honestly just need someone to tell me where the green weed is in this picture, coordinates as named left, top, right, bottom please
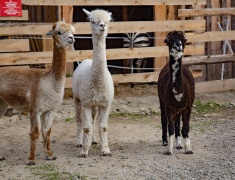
left=28, top=163, right=90, bottom=180
left=193, top=99, right=225, bottom=115
left=65, top=117, right=74, bottom=123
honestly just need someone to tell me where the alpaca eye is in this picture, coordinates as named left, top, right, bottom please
left=57, top=31, right=62, bottom=35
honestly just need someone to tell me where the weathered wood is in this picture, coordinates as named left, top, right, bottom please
left=195, top=78, right=235, bottom=93
left=209, top=0, right=221, bottom=80
left=183, top=54, right=235, bottom=65
left=187, top=31, right=235, bottom=42
left=0, top=45, right=204, bottom=66
left=61, top=6, right=75, bottom=75
left=0, top=20, right=206, bottom=36
left=22, top=0, right=206, bottom=6
left=0, top=39, right=30, bottom=52
left=154, top=5, right=167, bottom=69
left=179, top=8, right=235, bottom=17
left=0, top=10, right=28, bottom=21
left=65, top=70, right=202, bottom=88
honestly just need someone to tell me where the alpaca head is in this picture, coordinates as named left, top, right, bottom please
left=46, top=21, right=75, bottom=48
left=83, top=9, right=112, bottom=37
left=164, top=31, right=187, bottom=59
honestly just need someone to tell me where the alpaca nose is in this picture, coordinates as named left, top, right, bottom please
left=100, top=23, right=105, bottom=28
left=68, top=36, right=75, bottom=43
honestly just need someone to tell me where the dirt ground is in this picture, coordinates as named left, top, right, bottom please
left=0, top=84, right=235, bottom=180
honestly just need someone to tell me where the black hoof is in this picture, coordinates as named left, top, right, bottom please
left=164, top=151, right=172, bottom=155
left=176, top=146, right=183, bottom=150
left=92, top=141, right=98, bottom=145
left=46, top=156, right=57, bottom=161
left=77, top=144, right=83, bottom=148
left=102, top=152, right=112, bottom=157
left=185, top=150, right=193, bottom=154
left=81, top=154, right=88, bottom=158
left=0, top=157, right=6, bottom=161
left=27, top=161, right=36, bottom=166
left=162, top=142, right=168, bottom=146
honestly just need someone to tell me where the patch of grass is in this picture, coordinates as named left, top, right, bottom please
left=192, top=120, right=227, bottom=133
left=66, top=73, right=72, bottom=77
left=109, top=112, right=158, bottom=118
left=28, top=163, right=91, bottom=180
left=193, top=99, right=225, bottom=115
left=191, top=121, right=213, bottom=133
left=65, top=117, right=74, bottom=123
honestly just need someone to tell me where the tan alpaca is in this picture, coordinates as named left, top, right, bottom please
left=0, top=21, right=75, bottom=165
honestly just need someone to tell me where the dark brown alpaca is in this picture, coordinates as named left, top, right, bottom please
left=158, top=31, right=195, bottom=155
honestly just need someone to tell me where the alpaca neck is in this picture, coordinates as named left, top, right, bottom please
left=49, top=41, right=66, bottom=80
left=169, top=54, right=183, bottom=94
left=91, top=35, right=107, bottom=76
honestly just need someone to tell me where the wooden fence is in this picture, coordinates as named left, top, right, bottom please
left=0, top=0, right=235, bottom=93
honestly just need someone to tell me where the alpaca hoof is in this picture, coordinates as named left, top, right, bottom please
left=27, top=161, right=36, bottom=166
left=0, top=156, right=6, bottom=161
left=185, top=150, right=193, bottom=154
left=92, top=141, right=98, bottom=145
left=102, top=151, right=112, bottom=157
left=80, top=153, right=88, bottom=158
left=164, top=151, right=172, bottom=155
left=162, top=142, right=168, bottom=146
left=46, top=156, right=57, bottom=160
left=77, top=144, right=83, bottom=148
left=176, top=146, right=183, bottom=150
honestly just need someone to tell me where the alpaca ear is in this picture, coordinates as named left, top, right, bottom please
left=83, top=8, right=91, bottom=17
left=164, top=37, right=169, bottom=45
left=46, top=29, right=54, bottom=36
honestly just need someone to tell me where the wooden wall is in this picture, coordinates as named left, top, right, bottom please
left=0, top=0, right=235, bottom=93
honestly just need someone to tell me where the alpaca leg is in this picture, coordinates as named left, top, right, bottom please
left=41, top=111, right=56, bottom=160
left=81, top=107, right=93, bottom=157
left=159, top=99, right=168, bottom=146
left=0, top=98, right=8, bottom=118
left=175, top=113, right=182, bottom=149
left=28, top=112, right=41, bottom=165
left=91, top=106, right=98, bottom=144
left=182, top=109, right=193, bottom=154
left=99, top=106, right=111, bottom=156
left=165, top=109, right=175, bottom=155
left=74, top=98, right=83, bottom=147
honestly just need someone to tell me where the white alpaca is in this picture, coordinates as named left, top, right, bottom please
left=0, top=21, right=75, bottom=165
left=72, top=9, right=114, bottom=157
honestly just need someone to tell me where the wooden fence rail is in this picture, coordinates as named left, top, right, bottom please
left=0, top=45, right=204, bottom=66
left=0, top=20, right=206, bottom=36
left=22, top=0, right=207, bottom=6
left=178, top=8, right=235, bottom=17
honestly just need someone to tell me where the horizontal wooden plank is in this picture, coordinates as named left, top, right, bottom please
left=0, top=20, right=206, bottom=36
left=0, top=10, right=28, bottom=21
left=65, top=70, right=202, bottom=88
left=187, top=31, right=235, bottom=42
left=183, top=54, right=235, bottom=66
left=179, top=8, right=235, bottom=17
left=195, top=79, right=235, bottom=93
left=0, top=45, right=204, bottom=66
left=0, top=39, right=30, bottom=52
left=66, top=77, right=235, bottom=92
left=189, top=31, right=233, bottom=42
left=22, top=0, right=206, bottom=6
